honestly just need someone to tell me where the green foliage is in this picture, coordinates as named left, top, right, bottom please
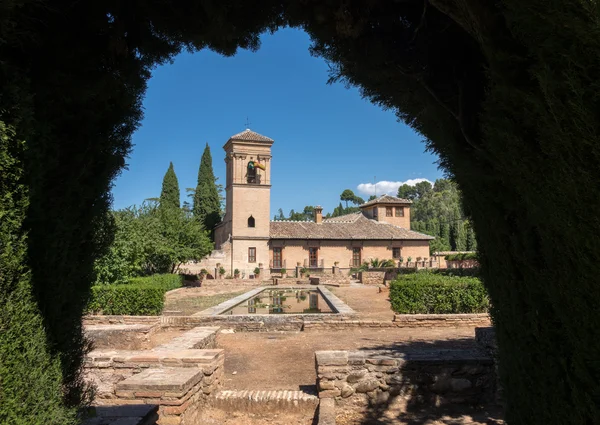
left=0, top=122, right=77, bottom=424
left=219, top=267, right=226, bottom=276
left=280, top=268, right=287, bottom=274
left=94, top=202, right=213, bottom=282
left=160, top=162, right=180, bottom=210
left=390, top=273, right=489, bottom=314
left=233, top=269, right=240, bottom=277
left=88, top=274, right=182, bottom=315
left=369, top=258, right=395, bottom=268
left=253, top=267, right=261, bottom=275
left=340, top=189, right=355, bottom=208
left=445, top=253, right=477, bottom=261
left=193, top=144, right=221, bottom=236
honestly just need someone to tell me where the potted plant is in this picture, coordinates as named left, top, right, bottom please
left=280, top=268, right=287, bottom=277
left=407, top=257, right=412, bottom=266
left=254, top=267, right=261, bottom=276
left=398, top=256, right=404, bottom=265
left=234, top=268, right=240, bottom=278
left=300, top=267, right=308, bottom=277
left=218, top=266, right=226, bottom=278
left=200, top=268, right=208, bottom=279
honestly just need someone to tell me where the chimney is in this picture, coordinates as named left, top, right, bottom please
left=314, top=205, right=323, bottom=224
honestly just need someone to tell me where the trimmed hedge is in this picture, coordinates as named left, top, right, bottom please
left=390, top=273, right=489, bottom=314
left=445, top=252, right=478, bottom=261
left=87, top=274, right=182, bottom=315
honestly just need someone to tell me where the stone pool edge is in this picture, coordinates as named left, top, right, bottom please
left=193, top=286, right=355, bottom=317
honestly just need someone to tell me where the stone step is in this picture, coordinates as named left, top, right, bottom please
left=211, top=390, right=319, bottom=414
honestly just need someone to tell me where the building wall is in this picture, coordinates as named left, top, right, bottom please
left=268, top=239, right=430, bottom=269
left=374, top=204, right=411, bottom=228
left=230, top=185, right=270, bottom=238
left=230, top=238, right=269, bottom=278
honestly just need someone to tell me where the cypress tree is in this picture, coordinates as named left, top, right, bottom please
left=193, top=144, right=221, bottom=236
left=160, top=162, right=180, bottom=210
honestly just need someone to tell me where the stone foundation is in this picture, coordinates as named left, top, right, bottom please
left=358, top=271, right=386, bottom=285
left=393, top=313, right=491, bottom=327
left=84, top=327, right=221, bottom=400
left=315, top=349, right=496, bottom=412
left=85, top=323, right=159, bottom=350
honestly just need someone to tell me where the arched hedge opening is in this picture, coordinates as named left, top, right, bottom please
left=1, top=1, right=599, bottom=424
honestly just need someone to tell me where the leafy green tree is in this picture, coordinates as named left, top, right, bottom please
left=414, top=181, right=433, bottom=199
left=193, top=144, right=221, bottom=236
left=368, top=195, right=377, bottom=201
left=160, top=162, right=180, bottom=210
left=397, top=184, right=418, bottom=200
left=340, top=189, right=355, bottom=208
left=353, top=196, right=365, bottom=205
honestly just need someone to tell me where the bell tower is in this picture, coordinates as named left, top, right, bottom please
left=215, top=129, right=273, bottom=275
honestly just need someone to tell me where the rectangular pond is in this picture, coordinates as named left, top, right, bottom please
left=222, top=288, right=334, bottom=315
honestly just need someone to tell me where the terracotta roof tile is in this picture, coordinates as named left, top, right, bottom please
left=228, top=129, right=274, bottom=143
left=360, top=194, right=412, bottom=208
left=270, top=213, right=434, bottom=240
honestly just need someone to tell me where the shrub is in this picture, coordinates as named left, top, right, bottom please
left=87, top=274, right=182, bottom=315
left=280, top=268, right=287, bottom=274
left=390, top=273, right=489, bottom=314
left=219, top=267, right=225, bottom=276
left=253, top=267, right=260, bottom=275
left=234, top=268, right=240, bottom=277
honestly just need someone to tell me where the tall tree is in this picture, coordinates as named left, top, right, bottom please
left=160, top=162, right=180, bottom=210
left=414, top=181, right=433, bottom=199
left=397, top=184, right=418, bottom=200
left=340, top=189, right=355, bottom=208
left=193, top=144, right=221, bottom=236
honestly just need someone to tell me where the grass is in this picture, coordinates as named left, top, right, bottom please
left=163, top=291, right=246, bottom=315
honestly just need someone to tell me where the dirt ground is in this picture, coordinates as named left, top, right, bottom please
left=163, top=286, right=251, bottom=315
left=329, top=286, right=396, bottom=321
left=217, top=328, right=477, bottom=391
left=197, top=408, right=317, bottom=425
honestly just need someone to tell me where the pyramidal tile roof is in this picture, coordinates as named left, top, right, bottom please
left=228, top=129, right=274, bottom=143
left=360, top=194, right=413, bottom=208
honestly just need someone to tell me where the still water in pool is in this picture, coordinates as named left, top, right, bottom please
left=222, top=288, right=334, bottom=315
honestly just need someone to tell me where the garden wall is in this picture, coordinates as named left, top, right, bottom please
left=315, top=349, right=496, bottom=411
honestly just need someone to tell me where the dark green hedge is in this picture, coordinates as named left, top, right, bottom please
left=445, top=252, right=478, bottom=261
left=0, top=122, right=76, bottom=423
left=390, top=273, right=489, bottom=314
left=87, top=274, right=182, bottom=315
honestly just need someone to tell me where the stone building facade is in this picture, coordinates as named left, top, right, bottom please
left=208, top=129, right=433, bottom=277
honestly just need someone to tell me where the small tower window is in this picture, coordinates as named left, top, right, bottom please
left=248, top=215, right=255, bottom=228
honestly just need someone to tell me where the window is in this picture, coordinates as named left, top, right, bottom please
left=247, top=163, right=257, bottom=183
left=395, top=207, right=404, bottom=217
left=386, top=207, right=393, bottom=217
left=373, top=208, right=378, bottom=218
left=248, top=247, right=256, bottom=263
left=248, top=215, right=255, bottom=228
left=273, top=247, right=282, bottom=268
left=392, top=248, right=401, bottom=259
left=309, top=247, right=319, bottom=268
left=352, top=248, right=362, bottom=267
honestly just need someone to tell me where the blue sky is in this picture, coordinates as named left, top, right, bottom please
left=111, top=27, right=444, bottom=217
